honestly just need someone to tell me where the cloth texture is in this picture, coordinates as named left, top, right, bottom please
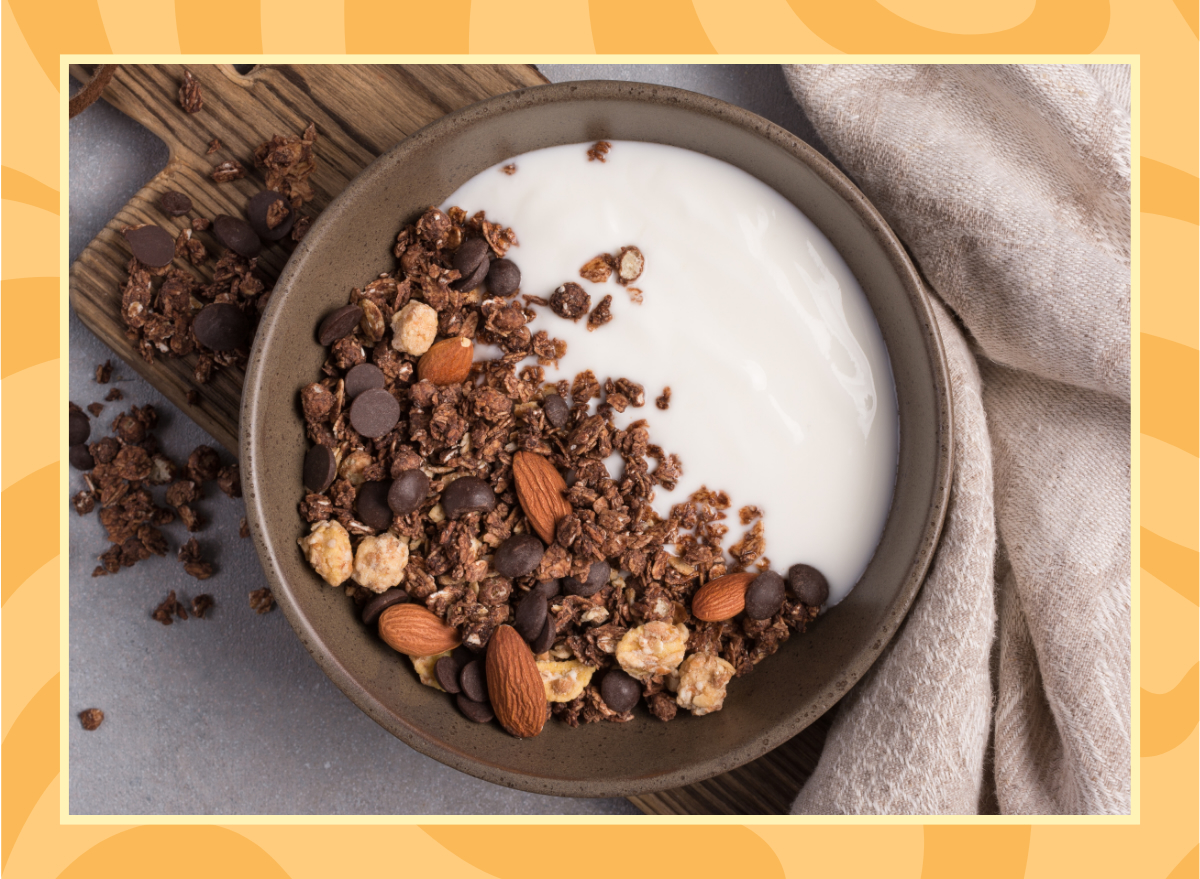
left=783, top=64, right=1131, bottom=815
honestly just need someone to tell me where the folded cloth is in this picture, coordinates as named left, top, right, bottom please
left=783, top=64, right=1131, bottom=815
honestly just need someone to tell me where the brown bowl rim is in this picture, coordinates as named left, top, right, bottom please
left=241, top=79, right=953, bottom=800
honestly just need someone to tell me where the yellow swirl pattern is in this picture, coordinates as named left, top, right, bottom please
left=1, top=0, right=1195, bottom=874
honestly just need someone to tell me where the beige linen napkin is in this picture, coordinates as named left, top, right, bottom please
left=783, top=64, right=1131, bottom=815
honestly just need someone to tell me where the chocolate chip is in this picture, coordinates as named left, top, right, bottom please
left=159, top=190, right=192, bottom=216
left=344, top=363, right=385, bottom=399
left=542, top=394, right=569, bottom=428
left=534, top=579, right=561, bottom=599
left=192, top=302, right=251, bottom=351
left=69, top=409, right=91, bottom=446
left=318, top=304, right=363, bottom=346
left=69, top=444, right=95, bottom=471
left=451, top=255, right=490, bottom=292
left=550, top=282, right=590, bottom=321
left=788, top=563, right=829, bottom=607
left=388, top=468, right=431, bottom=515
left=245, top=190, right=295, bottom=241
left=360, top=588, right=408, bottom=626
left=349, top=387, right=400, bottom=438
left=563, top=560, right=610, bottom=597
left=212, top=214, right=262, bottom=259
left=513, top=590, right=548, bottom=641
left=460, top=659, right=488, bottom=703
left=530, top=615, right=556, bottom=655
left=600, top=669, right=640, bottom=714
left=440, top=475, right=496, bottom=518
left=494, top=534, right=545, bottom=578
left=303, top=444, right=338, bottom=492
left=457, top=693, right=494, bottom=723
left=486, top=258, right=521, bottom=297
left=453, top=237, right=489, bottom=276
left=356, top=481, right=393, bottom=531
left=123, top=224, right=175, bottom=267
left=745, top=570, right=786, bottom=619
left=435, top=656, right=462, bottom=693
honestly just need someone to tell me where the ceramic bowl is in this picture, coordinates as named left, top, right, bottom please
left=242, top=80, right=952, bottom=799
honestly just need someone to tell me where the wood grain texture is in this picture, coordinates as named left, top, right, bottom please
left=69, top=63, right=548, bottom=452
left=68, top=62, right=834, bottom=814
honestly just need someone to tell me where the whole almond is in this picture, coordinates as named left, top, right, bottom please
left=417, top=336, right=473, bottom=385
left=691, top=572, right=756, bottom=622
left=512, top=451, right=572, bottom=545
left=486, top=624, right=547, bottom=738
left=378, top=603, right=461, bottom=656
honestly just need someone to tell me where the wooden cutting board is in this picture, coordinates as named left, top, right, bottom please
left=68, top=62, right=832, bottom=814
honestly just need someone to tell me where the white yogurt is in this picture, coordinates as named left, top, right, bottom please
left=441, top=142, right=897, bottom=606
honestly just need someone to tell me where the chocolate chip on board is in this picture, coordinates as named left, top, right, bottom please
left=360, top=587, right=409, bottom=626
left=457, top=693, right=494, bottom=723
left=493, top=534, right=545, bottom=578
left=485, top=258, right=521, bottom=297
left=344, top=362, right=385, bottom=399
left=355, top=480, right=393, bottom=531
left=212, top=214, right=263, bottom=259
left=317, top=304, right=363, bottom=346
left=69, top=408, right=91, bottom=446
left=563, top=560, right=610, bottom=597
left=440, top=475, right=496, bottom=518
left=123, top=224, right=175, bottom=267
left=542, top=393, right=569, bottom=428
left=303, top=444, right=338, bottom=492
left=459, top=659, right=488, bottom=703
left=512, top=589, right=548, bottom=641
left=159, top=190, right=193, bottom=216
left=600, top=669, right=640, bottom=714
left=388, top=468, right=431, bottom=515
left=435, top=656, right=462, bottom=693
left=529, top=614, right=556, bottom=655
left=787, top=563, right=830, bottom=607
left=550, top=282, right=590, bottom=321
left=744, top=570, right=786, bottom=620
left=193, top=302, right=252, bottom=351
left=348, top=387, right=400, bottom=438
left=245, top=190, right=295, bottom=241
left=452, top=237, right=489, bottom=277
left=69, top=444, right=95, bottom=471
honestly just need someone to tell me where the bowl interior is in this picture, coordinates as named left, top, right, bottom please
left=242, top=81, right=952, bottom=799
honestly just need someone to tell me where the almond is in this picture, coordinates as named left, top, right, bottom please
left=691, top=572, right=756, bottom=622
left=486, top=624, right=547, bottom=738
left=512, top=451, right=572, bottom=545
left=417, top=336, right=473, bottom=385
left=378, top=603, right=461, bottom=656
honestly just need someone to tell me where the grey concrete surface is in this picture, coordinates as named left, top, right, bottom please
left=67, top=64, right=823, bottom=816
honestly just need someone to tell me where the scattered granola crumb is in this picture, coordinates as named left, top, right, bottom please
left=191, top=593, right=215, bottom=619
left=249, top=587, right=275, bottom=614
left=254, top=122, right=318, bottom=208
left=239, top=517, right=250, bottom=539
left=587, top=140, right=612, bottom=162
left=87, top=402, right=105, bottom=417
left=79, top=708, right=105, bottom=731
left=178, top=70, right=203, bottom=114
left=216, top=464, right=242, bottom=499
left=191, top=217, right=212, bottom=232
left=210, top=159, right=247, bottom=183
left=152, top=590, right=188, bottom=625
left=579, top=254, right=614, bottom=283
left=178, top=538, right=214, bottom=580
left=291, top=215, right=311, bottom=241
left=586, top=294, right=613, bottom=332
left=502, top=164, right=517, bottom=175
left=95, top=360, right=113, bottom=383
left=739, top=505, right=763, bottom=525
left=656, top=387, right=672, bottom=410
left=626, top=286, right=644, bottom=304
left=105, top=387, right=124, bottom=402
left=206, top=137, right=221, bottom=155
